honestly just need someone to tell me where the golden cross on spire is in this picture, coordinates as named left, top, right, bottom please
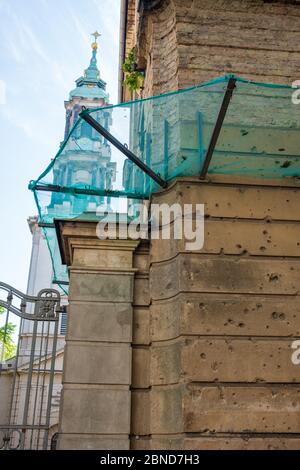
left=91, top=31, right=101, bottom=50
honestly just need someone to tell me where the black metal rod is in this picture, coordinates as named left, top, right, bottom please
left=80, top=109, right=168, bottom=189
left=52, top=280, right=69, bottom=286
left=200, top=77, right=236, bottom=179
left=33, top=183, right=148, bottom=201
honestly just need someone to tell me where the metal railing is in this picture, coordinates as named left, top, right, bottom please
left=0, top=282, right=64, bottom=450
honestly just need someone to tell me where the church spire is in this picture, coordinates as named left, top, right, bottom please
left=69, top=31, right=108, bottom=100
left=85, top=32, right=101, bottom=81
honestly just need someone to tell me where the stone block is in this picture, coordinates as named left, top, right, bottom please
left=133, top=275, right=150, bottom=306
left=69, top=272, right=134, bottom=302
left=133, top=308, right=150, bottom=345
left=132, top=347, right=150, bottom=388
left=67, top=302, right=132, bottom=343
left=183, top=338, right=300, bottom=383
left=183, top=436, right=300, bottom=450
left=151, top=182, right=300, bottom=221
left=150, top=255, right=300, bottom=300
left=131, top=390, right=150, bottom=436
left=151, top=294, right=300, bottom=341
left=151, top=386, right=183, bottom=434
left=64, top=342, right=132, bottom=385
left=58, top=434, right=130, bottom=450
left=60, top=387, right=131, bottom=434
left=184, top=385, right=300, bottom=433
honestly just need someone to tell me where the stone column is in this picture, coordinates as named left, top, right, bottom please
left=56, top=221, right=139, bottom=450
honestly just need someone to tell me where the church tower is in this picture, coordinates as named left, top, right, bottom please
left=7, top=34, right=117, bottom=449
left=49, top=32, right=116, bottom=216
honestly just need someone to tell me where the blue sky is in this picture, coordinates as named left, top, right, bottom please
left=0, top=0, right=120, bottom=292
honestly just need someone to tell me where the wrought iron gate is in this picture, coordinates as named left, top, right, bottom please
left=0, top=282, right=64, bottom=450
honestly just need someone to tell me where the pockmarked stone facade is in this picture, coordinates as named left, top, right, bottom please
left=56, top=176, right=300, bottom=450
left=55, top=0, right=300, bottom=450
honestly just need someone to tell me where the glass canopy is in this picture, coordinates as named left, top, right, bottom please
left=29, top=75, right=300, bottom=292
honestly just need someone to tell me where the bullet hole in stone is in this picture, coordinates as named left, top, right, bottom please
left=238, top=323, right=245, bottom=328
left=269, top=273, right=279, bottom=282
left=272, top=312, right=278, bottom=319
left=200, top=353, right=206, bottom=360
left=260, top=246, right=266, bottom=251
left=215, top=203, right=219, bottom=207
left=256, top=303, right=262, bottom=309
left=263, top=230, right=268, bottom=235
left=280, top=160, right=291, bottom=168
left=236, top=244, right=242, bottom=249
left=279, top=313, right=286, bottom=320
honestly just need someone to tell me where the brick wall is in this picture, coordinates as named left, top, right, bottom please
left=126, top=0, right=300, bottom=96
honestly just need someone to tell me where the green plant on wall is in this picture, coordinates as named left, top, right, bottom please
left=0, top=306, right=17, bottom=361
left=122, top=48, right=144, bottom=95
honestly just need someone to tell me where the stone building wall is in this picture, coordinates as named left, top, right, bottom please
left=124, top=0, right=300, bottom=97
left=56, top=175, right=300, bottom=449
left=131, top=176, right=300, bottom=449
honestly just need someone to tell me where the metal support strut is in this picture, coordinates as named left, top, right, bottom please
left=200, top=77, right=236, bottom=179
left=79, top=108, right=168, bottom=189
